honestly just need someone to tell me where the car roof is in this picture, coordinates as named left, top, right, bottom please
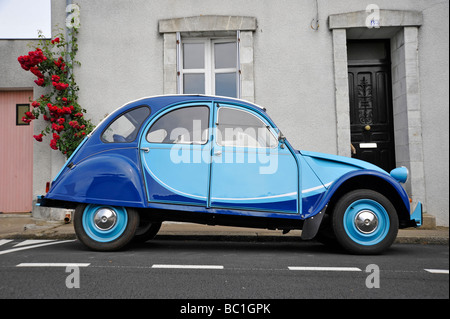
left=122, top=94, right=266, bottom=114
left=90, top=95, right=270, bottom=139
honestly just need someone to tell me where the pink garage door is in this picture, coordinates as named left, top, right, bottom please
left=0, top=90, right=34, bottom=213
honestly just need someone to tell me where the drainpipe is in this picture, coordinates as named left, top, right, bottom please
left=65, top=0, right=73, bottom=79
left=311, top=0, right=319, bottom=30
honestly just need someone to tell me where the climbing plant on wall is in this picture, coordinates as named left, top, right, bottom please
left=18, top=24, right=93, bottom=158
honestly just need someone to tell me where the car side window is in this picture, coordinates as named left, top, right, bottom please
left=146, top=105, right=209, bottom=144
left=101, top=106, right=151, bottom=143
left=216, top=106, right=277, bottom=148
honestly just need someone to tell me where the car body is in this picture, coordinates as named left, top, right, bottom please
left=38, top=95, right=422, bottom=254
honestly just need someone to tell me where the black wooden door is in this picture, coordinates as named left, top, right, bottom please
left=348, top=66, right=395, bottom=171
left=348, top=41, right=395, bottom=172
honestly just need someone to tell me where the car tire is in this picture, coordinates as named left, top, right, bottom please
left=332, top=189, right=398, bottom=255
left=74, top=204, right=139, bottom=251
left=133, top=221, right=162, bottom=243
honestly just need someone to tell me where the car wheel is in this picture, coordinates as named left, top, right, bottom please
left=332, top=189, right=398, bottom=255
left=74, top=204, right=139, bottom=251
left=133, top=221, right=162, bottom=243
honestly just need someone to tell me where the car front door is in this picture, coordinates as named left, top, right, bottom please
left=140, top=103, right=211, bottom=206
left=210, top=104, right=299, bottom=214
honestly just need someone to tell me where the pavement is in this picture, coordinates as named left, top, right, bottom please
left=0, top=212, right=448, bottom=245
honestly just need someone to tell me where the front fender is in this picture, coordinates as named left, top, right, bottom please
left=46, top=149, right=146, bottom=208
left=308, top=169, right=411, bottom=218
left=301, top=169, right=411, bottom=240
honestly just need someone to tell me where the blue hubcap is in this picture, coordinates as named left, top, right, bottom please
left=82, top=205, right=128, bottom=242
left=343, top=199, right=390, bottom=246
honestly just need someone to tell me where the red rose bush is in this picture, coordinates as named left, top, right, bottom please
left=18, top=28, right=93, bottom=158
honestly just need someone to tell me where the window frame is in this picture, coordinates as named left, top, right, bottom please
left=215, top=106, right=278, bottom=149
left=100, top=106, right=151, bottom=143
left=16, top=104, right=30, bottom=126
left=180, top=37, right=239, bottom=98
left=146, top=105, right=210, bottom=145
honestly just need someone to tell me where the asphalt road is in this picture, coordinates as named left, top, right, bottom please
left=0, top=239, right=448, bottom=304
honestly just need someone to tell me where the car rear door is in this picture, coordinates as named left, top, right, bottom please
left=140, top=103, right=212, bottom=206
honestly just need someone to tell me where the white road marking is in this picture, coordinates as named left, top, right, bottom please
left=425, top=269, right=449, bottom=274
left=17, top=263, right=90, bottom=267
left=0, top=239, right=13, bottom=247
left=13, top=239, right=55, bottom=247
left=152, top=264, right=224, bottom=270
left=1, top=241, right=446, bottom=275
left=0, top=240, right=75, bottom=256
left=288, top=266, right=362, bottom=272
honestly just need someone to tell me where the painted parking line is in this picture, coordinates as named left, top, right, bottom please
left=0, top=239, right=13, bottom=247
left=152, top=264, right=224, bottom=270
left=17, top=263, right=90, bottom=267
left=288, top=266, right=362, bottom=272
left=8, top=259, right=448, bottom=275
left=0, top=240, right=75, bottom=256
left=425, top=269, right=449, bottom=274
left=13, top=239, right=56, bottom=247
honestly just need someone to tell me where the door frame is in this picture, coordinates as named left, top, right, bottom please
left=329, top=10, right=425, bottom=207
left=140, top=102, right=213, bottom=207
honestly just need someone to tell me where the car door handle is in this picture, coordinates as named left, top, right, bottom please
left=140, top=147, right=150, bottom=153
left=214, top=151, right=222, bottom=156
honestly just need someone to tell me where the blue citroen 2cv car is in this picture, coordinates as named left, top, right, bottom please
left=38, top=95, right=422, bottom=254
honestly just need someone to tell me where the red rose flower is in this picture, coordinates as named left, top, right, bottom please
left=50, top=139, right=58, bottom=150
left=18, top=55, right=31, bottom=70
left=54, top=57, right=64, bottom=68
left=33, top=134, right=43, bottom=142
left=52, top=82, right=69, bottom=90
left=18, top=49, right=46, bottom=71
left=51, top=123, right=64, bottom=132
left=25, top=111, right=36, bottom=119
left=22, top=116, right=32, bottom=124
left=34, top=78, right=45, bottom=86
left=28, top=48, right=46, bottom=65
left=30, top=67, right=44, bottom=78
left=69, top=120, right=80, bottom=129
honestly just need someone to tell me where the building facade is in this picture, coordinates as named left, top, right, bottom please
left=0, top=0, right=448, bottom=226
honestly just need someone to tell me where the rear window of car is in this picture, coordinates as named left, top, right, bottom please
left=101, top=106, right=151, bottom=143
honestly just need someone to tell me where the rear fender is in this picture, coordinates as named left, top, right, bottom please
left=46, top=150, right=146, bottom=208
